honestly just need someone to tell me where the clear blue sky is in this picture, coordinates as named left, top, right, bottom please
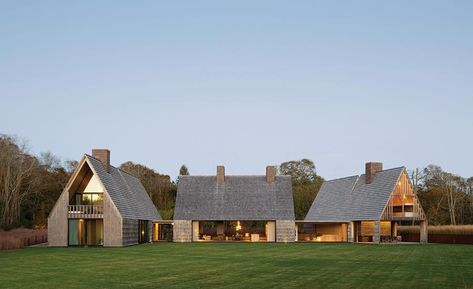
left=1, top=1, right=472, bottom=180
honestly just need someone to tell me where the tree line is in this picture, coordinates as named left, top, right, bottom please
left=0, top=134, right=472, bottom=229
left=417, top=165, right=473, bottom=225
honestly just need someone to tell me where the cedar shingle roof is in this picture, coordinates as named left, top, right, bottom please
left=174, top=175, right=295, bottom=220
left=86, top=155, right=161, bottom=220
left=305, top=167, right=404, bottom=222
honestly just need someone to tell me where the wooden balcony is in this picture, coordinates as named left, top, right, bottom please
left=392, top=212, right=415, bottom=219
left=68, top=205, right=103, bottom=219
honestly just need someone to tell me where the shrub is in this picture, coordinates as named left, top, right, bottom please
left=398, top=225, right=473, bottom=235
left=0, top=228, right=47, bottom=250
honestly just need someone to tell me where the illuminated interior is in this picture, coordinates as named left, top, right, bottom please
left=69, top=169, right=104, bottom=207
left=68, top=219, right=103, bottom=246
left=381, top=171, right=425, bottom=221
left=356, top=221, right=392, bottom=242
left=152, top=223, right=174, bottom=241
left=192, top=221, right=275, bottom=242
left=298, top=223, right=347, bottom=242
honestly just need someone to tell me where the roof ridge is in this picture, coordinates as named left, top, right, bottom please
left=358, top=166, right=405, bottom=176
left=325, top=175, right=359, bottom=182
left=85, top=154, right=141, bottom=180
left=180, top=175, right=291, bottom=177
left=380, top=166, right=405, bottom=172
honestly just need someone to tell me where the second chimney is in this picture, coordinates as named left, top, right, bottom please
left=365, top=162, right=383, bottom=184
left=92, top=149, right=110, bottom=173
left=266, top=166, right=276, bottom=183
left=217, top=165, right=225, bottom=183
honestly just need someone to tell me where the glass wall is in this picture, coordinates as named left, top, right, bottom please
left=138, top=220, right=149, bottom=244
left=357, top=221, right=393, bottom=242
left=153, top=223, right=173, bottom=242
left=73, top=193, right=103, bottom=206
left=194, top=221, right=271, bottom=242
left=68, top=219, right=103, bottom=246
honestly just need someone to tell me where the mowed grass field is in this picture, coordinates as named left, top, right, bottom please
left=0, top=243, right=472, bottom=289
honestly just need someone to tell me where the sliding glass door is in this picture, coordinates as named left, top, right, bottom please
left=68, top=219, right=103, bottom=246
left=138, top=220, right=149, bottom=244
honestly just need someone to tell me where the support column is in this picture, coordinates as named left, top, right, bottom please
left=391, top=221, right=398, bottom=238
left=276, top=220, right=296, bottom=242
left=192, top=221, right=200, bottom=241
left=173, top=220, right=192, bottom=242
left=148, top=221, right=153, bottom=243
left=420, top=220, right=428, bottom=244
left=373, top=221, right=380, bottom=244
left=347, top=222, right=355, bottom=243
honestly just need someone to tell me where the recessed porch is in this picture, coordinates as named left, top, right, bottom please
left=191, top=221, right=276, bottom=242
left=296, top=222, right=348, bottom=242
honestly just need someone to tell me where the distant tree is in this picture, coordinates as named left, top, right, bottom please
left=279, top=159, right=324, bottom=219
left=442, top=173, right=463, bottom=225
left=179, top=165, right=189, bottom=176
left=0, top=135, right=38, bottom=228
left=409, top=168, right=424, bottom=196
left=279, top=159, right=318, bottom=185
left=176, top=165, right=189, bottom=184
left=64, top=159, right=79, bottom=173
left=421, top=165, right=471, bottom=225
left=38, top=152, right=61, bottom=172
left=28, top=153, right=70, bottom=228
left=409, top=168, right=424, bottom=224
left=467, top=177, right=473, bottom=219
left=120, top=161, right=176, bottom=219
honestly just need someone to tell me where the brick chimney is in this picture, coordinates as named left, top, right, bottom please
left=266, top=166, right=276, bottom=183
left=217, top=165, right=225, bottom=183
left=92, top=149, right=110, bottom=173
left=365, top=162, right=383, bottom=184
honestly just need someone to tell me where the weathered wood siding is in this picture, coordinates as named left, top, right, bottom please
left=122, top=218, right=139, bottom=246
left=173, top=220, right=192, bottom=242
left=103, top=192, right=122, bottom=247
left=276, top=220, right=296, bottom=242
left=47, top=189, right=69, bottom=246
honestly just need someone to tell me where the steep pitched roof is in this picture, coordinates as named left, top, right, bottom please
left=174, top=175, right=295, bottom=220
left=86, top=155, right=161, bottom=220
left=305, top=167, right=404, bottom=221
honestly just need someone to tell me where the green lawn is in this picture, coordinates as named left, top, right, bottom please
left=0, top=243, right=472, bottom=289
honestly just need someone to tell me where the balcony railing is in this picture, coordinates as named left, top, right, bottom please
left=392, top=212, right=415, bottom=219
left=68, top=205, right=103, bottom=219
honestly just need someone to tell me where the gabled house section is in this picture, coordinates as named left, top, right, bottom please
left=302, top=162, right=427, bottom=243
left=48, top=149, right=161, bottom=247
left=173, top=166, right=296, bottom=242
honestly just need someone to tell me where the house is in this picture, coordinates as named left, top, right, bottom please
left=303, top=162, right=428, bottom=243
left=48, top=149, right=161, bottom=247
left=172, top=166, right=296, bottom=242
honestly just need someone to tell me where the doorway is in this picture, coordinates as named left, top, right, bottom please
left=68, top=219, right=103, bottom=246
left=153, top=223, right=173, bottom=241
left=138, top=220, right=149, bottom=244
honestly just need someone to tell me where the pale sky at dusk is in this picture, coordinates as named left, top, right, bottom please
left=1, top=1, right=472, bottom=180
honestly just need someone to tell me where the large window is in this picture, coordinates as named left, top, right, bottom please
left=193, top=221, right=273, bottom=242
left=68, top=219, right=103, bottom=246
left=73, top=193, right=103, bottom=206
left=139, top=220, right=149, bottom=244
left=153, top=223, right=173, bottom=242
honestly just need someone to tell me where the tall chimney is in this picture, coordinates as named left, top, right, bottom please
left=92, top=149, right=110, bottom=173
left=365, top=162, right=383, bottom=184
left=217, top=165, right=225, bottom=183
left=266, top=166, right=276, bottom=183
